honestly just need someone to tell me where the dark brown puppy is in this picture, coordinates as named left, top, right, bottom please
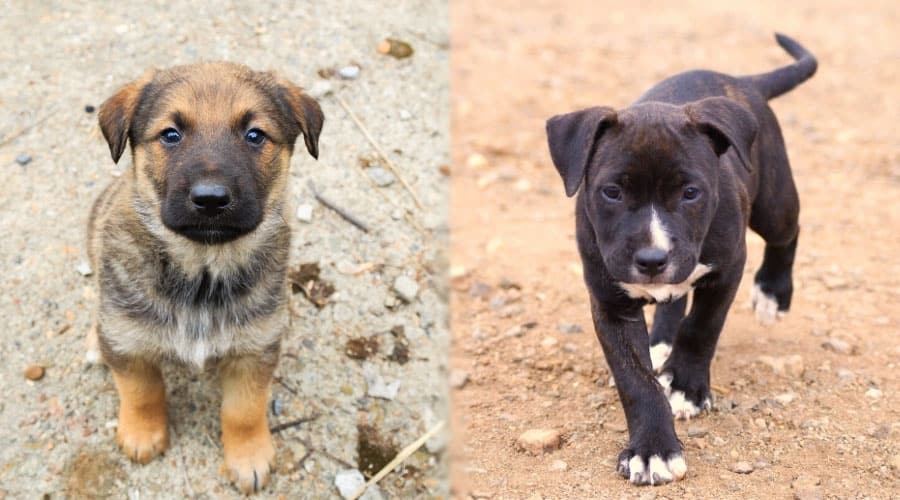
left=86, top=62, right=323, bottom=493
left=546, top=34, right=815, bottom=485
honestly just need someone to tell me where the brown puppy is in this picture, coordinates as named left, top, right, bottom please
left=85, top=62, right=323, bottom=493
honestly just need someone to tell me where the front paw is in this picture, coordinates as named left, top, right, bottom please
left=223, top=429, right=275, bottom=494
left=657, top=372, right=711, bottom=420
left=116, top=408, right=169, bottom=464
left=617, top=444, right=687, bottom=485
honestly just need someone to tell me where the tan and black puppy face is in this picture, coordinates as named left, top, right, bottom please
left=99, top=62, right=323, bottom=244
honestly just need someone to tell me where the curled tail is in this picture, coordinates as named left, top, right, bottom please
left=745, top=33, right=817, bottom=100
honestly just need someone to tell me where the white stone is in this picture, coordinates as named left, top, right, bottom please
left=334, top=469, right=366, bottom=499
left=393, top=275, right=419, bottom=302
left=296, top=204, right=314, bottom=222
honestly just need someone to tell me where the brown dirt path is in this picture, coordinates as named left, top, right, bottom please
left=450, top=1, right=899, bottom=498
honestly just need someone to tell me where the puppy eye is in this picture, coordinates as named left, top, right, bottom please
left=245, top=128, right=266, bottom=146
left=160, top=128, right=182, bottom=145
left=683, top=186, right=701, bottom=201
left=601, top=185, right=623, bottom=202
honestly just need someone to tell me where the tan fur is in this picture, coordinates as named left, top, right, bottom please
left=111, top=360, right=169, bottom=464
left=87, top=62, right=322, bottom=493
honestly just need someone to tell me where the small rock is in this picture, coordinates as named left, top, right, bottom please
left=296, top=204, right=314, bottom=222
left=758, top=354, right=804, bottom=376
left=334, top=469, right=365, bottom=499
left=367, top=166, right=395, bottom=187
left=774, top=392, right=797, bottom=405
left=392, top=275, right=419, bottom=302
left=731, top=461, right=754, bottom=474
left=270, top=398, right=284, bottom=416
left=24, top=365, right=45, bottom=381
left=516, top=429, right=562, bottom=455
left=865, top=388, right=883, bottom=399
left=449, top=370, right=470, bottom=389
left=468, top=281, right=491, bottom=299
left=466, top=153, right=489, bottom=169
left=338, top=65, right=360, bottom=80
left=376, top=38, right=414, bottom=59
left=503, top=325, right=524, bottom=338
left=308, top=80, right=334, bottom=99
left=540, top=336, right=558, bottom=348
left=687, top=425, right=708, bottom=438
left=363, top=365, right=400, bottom=400
left=822, top=275, right=849, bottom=290
left=75, top=261, right=93, bottom=277
left=84, top=104, right=96, bottom=113
left=549, top=459, right=568, bottom=471
left=557, top=323, right=583, bottom=334
left=15, top=154, right=32, bottom=166
left=398, top=109, right=412, bottom=120
left=836, top=369, right=855, bottom=381
left=821, top=337, right=856, bottom=355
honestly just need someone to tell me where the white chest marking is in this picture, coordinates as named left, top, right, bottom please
left=618, top=263, right=712, bottom=303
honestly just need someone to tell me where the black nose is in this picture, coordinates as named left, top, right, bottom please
left=634, top=247, right=669, bottom=276
left=189, top=183, right=231, bottom=217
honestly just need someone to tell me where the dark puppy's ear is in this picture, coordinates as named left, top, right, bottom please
left=546, top=106, right=617, bottom=197
left=685, top=97, right=758, bottom=172
left=97, top=70, right=155, bottom=164
left=277, top=81, right=324, bottom=159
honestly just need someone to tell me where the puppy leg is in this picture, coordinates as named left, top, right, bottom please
left=751, top=231, right=798, bottom=325
left=749, top=129, right=800, bottom=325
left=219, top=354, right=277, bottom=494
left=111, top=359, right=169, bottom=463
left=591, top=299, right=687, bottom=486
left=660, top=269, right=742, bottom=419
left=648, top=296, right=687, bottom=372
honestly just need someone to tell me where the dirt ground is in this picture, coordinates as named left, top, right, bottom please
left=450, top=1, right=899, bottom=498
left=0, top=2, right=448, bottom=498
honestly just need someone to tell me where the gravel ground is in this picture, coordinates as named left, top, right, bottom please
left=0, top=1, right=448, bottom=498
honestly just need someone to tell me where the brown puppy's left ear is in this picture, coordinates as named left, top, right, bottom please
left=685, top=97, right=758, bottom=172
left=278, top=83, right=324, bottom=159
left=98, top=70, right=155, bottom=164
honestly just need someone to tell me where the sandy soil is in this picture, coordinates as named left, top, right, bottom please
left=0, top=1, right=448, bottom=498
left=450, top=1, right=899, bottom=498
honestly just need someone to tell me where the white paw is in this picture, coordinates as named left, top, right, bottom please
left=668, top=390, right=710, bottom=420
left=750, top=284, right=784, bottom=326
left=649, top=343, right=671, bottom=372
left=621, top=454, right=688, bottom=485
left=657, top=373, right=710, bottom=420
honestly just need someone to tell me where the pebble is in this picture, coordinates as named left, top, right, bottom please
left=557, top=323, right=583, bottom=334
left=758, top=354, right=804, bottom=376
left=296, top=204, right=314, bottom=222
left=774, top=392, right=797, bottom=405
left=24, top=365, right=45, bottom=381
left=821, top=337, right=856, bottom=355
left=15, top=154, right=32, bottom=166
left=338, top=65, right=360, bottom=80
left=449, top=370, right=470, bottom=389
left=687, top=425, right=708, bottom=438
left=398, top=109, right=412, bottom=120
left=367, top=166, right=395, bottom=187
left=307, top=80, right=334, bottom=99
left=334, top=469, right=365, bottom=499
left=731, top=461, right=754, bottom=474
left=75, top=261, right=93, bottom=277
left=549, top=459, right=568, bottom=471
left=363, top=365, right=400, bottom=400
left=516, top=429, right=562, bottom=455
left=84, top=104, right=95, bottom=113
left=393, top=275, right=419, bottom=302
left=270, top=398, right=284, bottom=416
left=865, top=388, right=883, bottom=399
left=540, top=336, right=558, bottom=348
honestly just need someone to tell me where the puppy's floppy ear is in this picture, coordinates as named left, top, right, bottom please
left=98, top=70, right=155, bottom=164
left=546, top=106, right=617, bottom=197
left=685, top=97, right=758, bottom=172
left=277, top=81, right=324, bottom=159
